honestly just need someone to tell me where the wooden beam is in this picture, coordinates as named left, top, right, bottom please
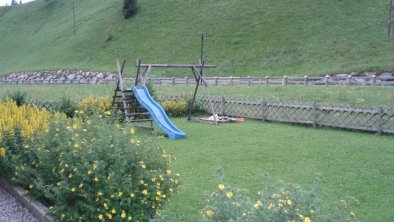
left=136, top=63, right=217, bottom=68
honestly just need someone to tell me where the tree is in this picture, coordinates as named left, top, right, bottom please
left=11, top=0, right=18, bottom=6
left=123, top=0, right=138, bottom=19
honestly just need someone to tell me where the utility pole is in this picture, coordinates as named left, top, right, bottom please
left=73, top=0, right=76, bottom=35
left=200, top=33, right=208, bottom=64
left=388, top=0, right=393, bottom=38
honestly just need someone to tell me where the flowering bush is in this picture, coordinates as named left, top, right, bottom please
left=199, top=176, right=359, bottom=222
left=161, top=100, right=188, bottom=117
left=0, top=100, right=179, bottom=221
left=0, top=100, right=64, bottom=179
left=77, top=96, right=111, bottom=116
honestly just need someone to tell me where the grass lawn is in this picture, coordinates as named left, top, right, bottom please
left=0, top=84, right=393, bottom=220
left=154, top=118, right=394, bottom=221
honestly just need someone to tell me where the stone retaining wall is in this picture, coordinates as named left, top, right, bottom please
left=1, top=70, right=117, bottom=82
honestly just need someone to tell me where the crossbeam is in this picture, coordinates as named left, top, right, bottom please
left=136, top=63, right=217, bottom=68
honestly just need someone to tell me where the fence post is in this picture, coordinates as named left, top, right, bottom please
left=221, top=96, right=226, bottom=116
left=261, top=100, right=266, bottom=121
left=378, top=107, right=384, bottom=134
left=282, top=76, right=288, bottom=86
left=230, top=76, right=234, bottom=85
left=172, top=77, right=175, bottom=86
left=313, top=103, right=317, bottom=128
left=248, top=76, right=251, bottom=86
left=265, top=76, right=270, bottom=85
left=325, top=75, right=330, bottom=85
left=159, top=78, right=162, bottom=85
left=347, top=75, right=352, bottom=85
left=372, top=75, right=376, bottom=85
left=185, top=77, right=189, bottom=85
left=215, top=76, right=218, bottom=85
left=304, top=76, right=309, bottom=85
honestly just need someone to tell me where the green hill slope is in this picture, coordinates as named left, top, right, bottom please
left=1, top=0, right=393, bottom=76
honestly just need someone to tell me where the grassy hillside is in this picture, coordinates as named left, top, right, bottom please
left=1, top=0, right=394, bottom=76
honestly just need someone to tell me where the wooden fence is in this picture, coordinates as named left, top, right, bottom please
left=1, top=75, right=394, bottom=86
left=159, top=96, right=394, bottom=134
left=146, top=76, right=394, bottom=86
left=22, top=96, right=394, bottom=134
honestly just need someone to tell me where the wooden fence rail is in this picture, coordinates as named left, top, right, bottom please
left=1, top=75, right=394, bottom=86
left=159, top=96, right=394, bottom=134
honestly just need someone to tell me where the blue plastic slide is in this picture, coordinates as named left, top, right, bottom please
left=132, top=85, right=186, bottom=140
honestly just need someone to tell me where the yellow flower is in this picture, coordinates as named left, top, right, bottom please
left=103, top=203, right=108, bottom=210
left=351, top=211, right=356, bottom=217
left=218, top=184, right=225, bottom=191
left=304, top=217, right=311, bottom=222
left=166, top=169, right=172, bottom=175
left=121, top=211, right=126, bottom=218
left=287, top=199, right=293, bottom=205
left=118, top=192, right=123, bottom=197
left=98, top=214, right=103, bottom=220
left=130, top=128, right=135, bottom=135
left=254, top=201, right=262, bottom=209
left=94, top=176, right=99, bottom=182
left=105, top=111, right=112, bottom=115
left=88, top=170, right=92, bottom=175
left=226, top=191, right=234, bottom=198
left=29, top=184, right=33, bottom=189
left=111, top=208, right=116, bottom=214
left=130, top=138, right=136, bottom=144
left=97, top=192, right=103, bottom=196
left=93, top=164, right=97, bottom=170
left=206, top=210, right=214, bottom=217
left=130, top=193, right=135, bottom=198
left=79, top=183, right=83, bottom=188
left=142, top=189, right=148, bottom=195
left=268, top=203, right=274, bottom=209
left=73, top=124, right=78, bottom=129
left=71, top=187, right=76, bottom=192
left=107, top=214, right=112, bottom=220
left=0, top=147, right=6, bottom=157
left=128, top=216, right=132, bottom=221
left=74, top=143, right=79, bottom=148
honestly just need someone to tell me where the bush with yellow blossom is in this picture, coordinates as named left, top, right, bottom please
left=0, top=100, right=56, bottom=179
left=77, top=96, right=111, bottom=116
left=199, top=174, right=359, bottom=222
left=0, top=99, right=179, bottom=221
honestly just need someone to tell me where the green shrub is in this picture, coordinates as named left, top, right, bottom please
left=123, top=0, right=138, bottom=19
left=4, top=89, right=27, bottom=106
left=54, top=96, right=76, bottom=118
left=186, top=97, right=207, bottom=115
left=199, top=175, right=359, bottom=222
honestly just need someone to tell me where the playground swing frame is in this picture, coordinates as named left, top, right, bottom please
left=134, top=59, right=219, bottom=124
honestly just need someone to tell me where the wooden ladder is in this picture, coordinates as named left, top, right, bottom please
left=111, top=60, right=154, bottom=129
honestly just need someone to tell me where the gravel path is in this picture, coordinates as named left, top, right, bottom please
left=0, top=184, right=38, bottom=222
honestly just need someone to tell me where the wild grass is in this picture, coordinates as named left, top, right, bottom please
left=1, top=0, right=394, bottom=76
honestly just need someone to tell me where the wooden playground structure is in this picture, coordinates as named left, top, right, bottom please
left=111, top=58, right=220, bottom=127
